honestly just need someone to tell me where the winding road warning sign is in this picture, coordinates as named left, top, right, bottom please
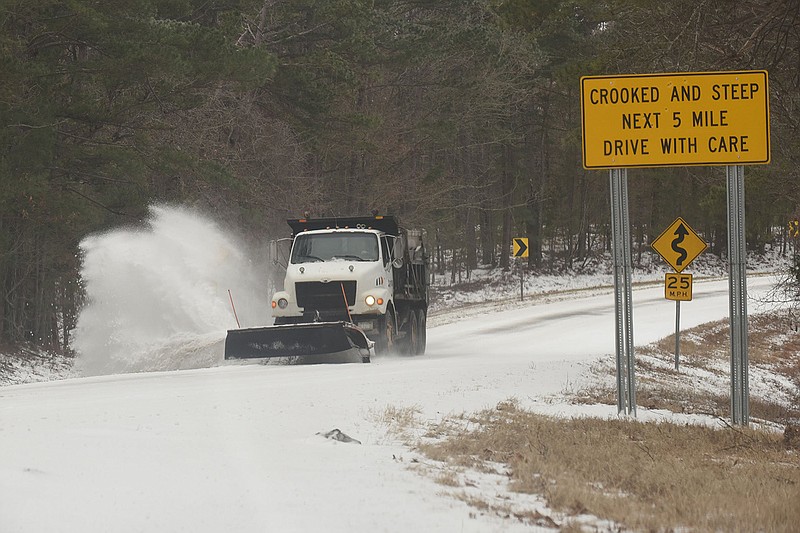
left=652, top=217, right=707, bottom=273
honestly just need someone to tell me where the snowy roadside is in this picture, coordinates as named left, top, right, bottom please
left=0, top=348, right=77, bottom=386
left=1, top=248, right=791, bottom=386
left=429, top=247, right=788, bottom=327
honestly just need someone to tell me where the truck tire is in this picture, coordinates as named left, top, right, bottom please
left=415, top=309, right=427, bottom=355
left=402, top=309, right=419, bottom=355
left=376, top=308, right=396, bottom=355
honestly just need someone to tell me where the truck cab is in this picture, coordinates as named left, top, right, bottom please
left=271, top=227, right=395, bottom=328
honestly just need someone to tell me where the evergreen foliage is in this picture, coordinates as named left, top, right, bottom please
left=1, top=0, right=798, bottom=351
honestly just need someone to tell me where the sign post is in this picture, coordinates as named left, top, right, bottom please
left=664, top=272, right=693, bottom=369
left=675, top=300, right=681, bottom=370
left=653, top=218, right=706, bottom=371
left=651, top=217, right=708, bottom=370
left=513, top=238, right=528, bottom=301
left=728, top=165, right=749, bottom=425
left=581, top=70, right=770, bottom=425
left=610, top=169, right=636, bottom=416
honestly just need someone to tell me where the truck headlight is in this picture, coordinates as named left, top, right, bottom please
left=364, top=295, right=384, bottom=307
left=277, top=298, right=288, bottom=309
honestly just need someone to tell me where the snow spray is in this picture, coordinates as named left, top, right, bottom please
left=71, top=205, right=272, bottom=375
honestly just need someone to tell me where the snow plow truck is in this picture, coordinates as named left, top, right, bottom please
left=224, top=215, right=428, bottom=363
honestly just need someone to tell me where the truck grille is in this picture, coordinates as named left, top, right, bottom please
left=296, top=281, right=356, bottom=312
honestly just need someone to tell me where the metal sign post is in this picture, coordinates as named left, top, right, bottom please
left=727, top=165, right=749, bottom=425
left=513, top=238, right=529, bottom=302
left=675, top=301, right=681, bottom=370
left=665, top=272, right=693, bottom=370
left=659, top=237, right=700, bottom=372
left=610, top=168, right=636, bottom=416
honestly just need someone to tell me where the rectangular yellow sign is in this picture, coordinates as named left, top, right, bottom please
left=665, top=273, right=693, bottom=301
left=581, top=71, right=770, bottom=169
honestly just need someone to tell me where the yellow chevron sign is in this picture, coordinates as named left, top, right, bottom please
left=512, top=238, right=529, bottom=258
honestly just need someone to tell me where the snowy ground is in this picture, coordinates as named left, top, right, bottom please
left=0, top=207, right=794, bottom=532
left=0, top=274, right=783, bottom=533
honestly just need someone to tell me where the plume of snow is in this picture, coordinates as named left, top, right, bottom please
left=72, top=205, right=272, bottom=375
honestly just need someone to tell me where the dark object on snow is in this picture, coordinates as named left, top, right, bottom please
left=317, top=429, right=361, bottom=444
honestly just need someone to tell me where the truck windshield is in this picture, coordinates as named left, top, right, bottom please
left=290, top=233, right=380, bottom=264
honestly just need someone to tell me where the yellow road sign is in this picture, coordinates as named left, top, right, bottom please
left=665, top=273, right=693, bottom=301
left=652, top=217, right=707, bottom=273
left=789, top=219, right=800, bottom=238
left=512, top=237, right=529, bottom=258
left=580, top=70, right=770, bottom=169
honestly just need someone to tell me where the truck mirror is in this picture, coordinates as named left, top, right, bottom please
left=392, top=235, right=406, bottom=268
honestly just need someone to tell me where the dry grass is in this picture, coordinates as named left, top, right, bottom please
left=577, top=312, right=800, bottom=424
left=419, top=400, right=800, bottom=532
left=370, top=405, right=423, bottom=444
left=652, top=313, right=800, bottom=370
left=406, top=311, right=800, bottom=530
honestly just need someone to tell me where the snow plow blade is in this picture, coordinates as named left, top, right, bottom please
left=224, top=322, right=373, bottom=362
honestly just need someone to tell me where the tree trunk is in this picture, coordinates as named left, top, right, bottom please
left=464, top=207, right=477, bottom=272
left=526, top=188, right=542, bottom=269
left=480, top=205, right=495, bottom=266
left=500, top=144, right=513, bottom=271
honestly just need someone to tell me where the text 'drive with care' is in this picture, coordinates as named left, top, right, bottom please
left=580, top=71, right=770, bottom=169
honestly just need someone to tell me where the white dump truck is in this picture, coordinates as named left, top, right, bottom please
left=224, top=215, right=428, bottom=363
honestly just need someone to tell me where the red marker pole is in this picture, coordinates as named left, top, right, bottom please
left=228, top=289, right=241, bottom=328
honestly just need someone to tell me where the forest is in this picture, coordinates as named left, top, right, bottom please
left=1, top=0, right=799, bottom=353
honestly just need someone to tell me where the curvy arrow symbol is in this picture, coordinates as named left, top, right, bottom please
left=671, top=223, right=689, bottom=266
left=790, top=219, right=800, bottom=238
left=514, top=238, right=528, bottom=257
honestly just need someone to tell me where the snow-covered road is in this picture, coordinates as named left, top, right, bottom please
left=0, top=275, right=777, bottom=532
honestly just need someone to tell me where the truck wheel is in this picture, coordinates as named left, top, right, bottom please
left=403, top=309, right=419, bottom=355
left=415, top=309, right=427, bottom=355
left=376, top=308, right=396, bottom=355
